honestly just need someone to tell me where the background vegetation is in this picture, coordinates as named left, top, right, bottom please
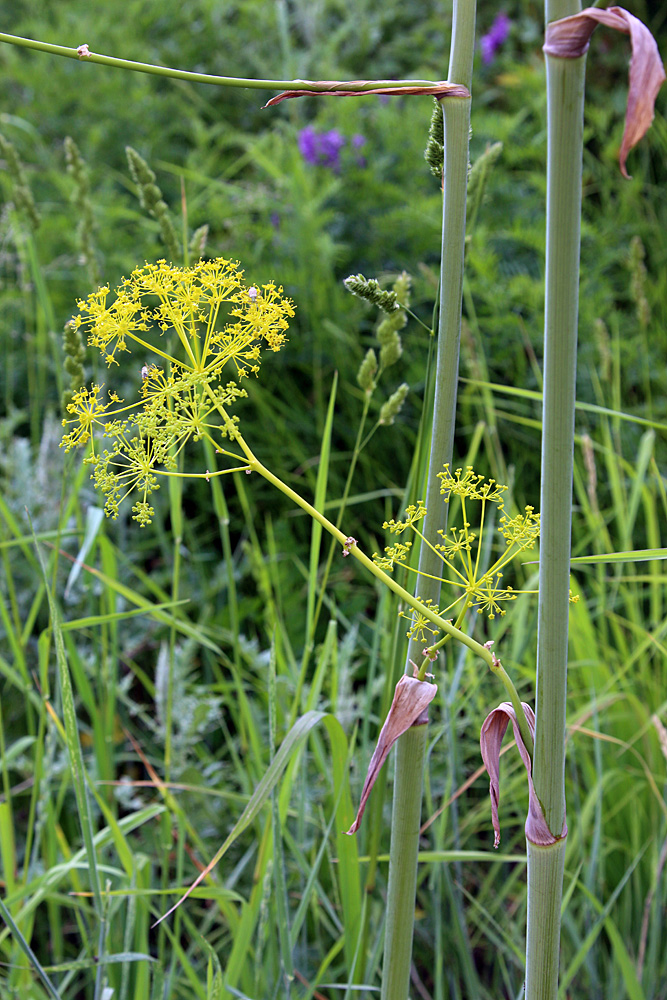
left=1, top=1, right=667, bottom=997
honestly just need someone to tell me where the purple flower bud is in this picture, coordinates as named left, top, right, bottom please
left=319, top=129, right=346, bottom=170
left=298, top=125, right=319, bottom=166
left=480, top=12, right=511, bottom=65
left=298, top=126, right=367, bottom=172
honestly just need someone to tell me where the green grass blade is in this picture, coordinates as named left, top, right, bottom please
left=570, top=548, right=667, bottom=565
left=59, top=546, right=222, bottom=652
left=32, top=532, right=103, bottom=916
left=63, top=505, right=104, bottom=598
left=306, top=370, right=338, bottom=644
left=0, top=893, right=62, bottom=999
left=460, top=377, right=667, bottom=432
left=269, top=642, right=293, bottom=994
left=154, top=710, right=329, bottom=925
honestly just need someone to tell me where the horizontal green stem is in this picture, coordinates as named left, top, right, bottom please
left=0, top=32, right=454, bottom=94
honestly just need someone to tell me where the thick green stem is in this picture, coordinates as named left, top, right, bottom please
left=528, top=7, right=586, bottom=993
left=381, top=4, right=476, bottom=998
left=380, top=724, right=429, bottom=1000
left=526, top=840, right=567, bottom=999
left=535, top=48, right=584, bottom=840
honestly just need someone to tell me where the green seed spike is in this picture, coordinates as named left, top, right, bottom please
left=392, top=270, right=411, bottom=308
left=189, top=224, right=209, bottom=259
left=378, top=327, right=402, bottom=369
left=424, top=98, right=444, bottom=179
left=343, top=273, right=401, bottom=313
left=356, top=348, right=378, bottom=393
left=377, top=308, right=405, bottom=369
left=0, top=132, right=40, bottom=231
left=126, top=146, right=181, bottom=263
left=64, top=136, right=100, bottom=285
left=379, top=382, right=409, bottom=425
left=61, top=319, right=87, bottom=413
left=467, top=141, right=503, bottom=233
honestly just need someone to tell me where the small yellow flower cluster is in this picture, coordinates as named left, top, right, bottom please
left=374, top=465, right=540, bottom=631
left=61, top=258, right=295, bottom=525
left=373, top=540, right=413, bottom=571
left=499, top=507, right=540, bottom=548
left=381, top=502, right=427, bottom=535
left=437, top=464, right=507, bottom=504
left=399, top=597, right=442, bottom=642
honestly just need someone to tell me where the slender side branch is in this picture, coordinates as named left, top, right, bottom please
left=0, top=31, right=467, bottom=99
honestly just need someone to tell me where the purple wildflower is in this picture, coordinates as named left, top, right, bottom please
left=480, top=12, right=511, bottom=65
left=319, top=129, right=346, bottom=169
left=298, top=125, right=319, bottom=166
left=298, top=125, right=347, bottom=171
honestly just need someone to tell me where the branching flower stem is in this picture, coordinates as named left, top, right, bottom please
left=255, top=448, right=531, bottom=748
left=198, top=385, right=531, bottom=752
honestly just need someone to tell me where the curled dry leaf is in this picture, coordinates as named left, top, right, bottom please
left=544, top=6, right=666, bottom=178
left=345, top=674, right=437, bottom=836
left=480, top=702, right=567, bottom=848
left=264, top=80, right=469, bottom=107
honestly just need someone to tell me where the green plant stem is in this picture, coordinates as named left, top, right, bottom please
left=526, top=840, right=567, bottom=998
left=528, top=3, right=586, bottom=995
left=380, top=5, right=477, bottom=998
left=0, top=31, right=461, bottom=95
left=380, top=723, right=429, bottom=1000
left=537, top=19, right=584, bottom=842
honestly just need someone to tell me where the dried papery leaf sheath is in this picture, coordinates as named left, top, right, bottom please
left=264, top=80, right=469, bottom=107
left=480, top=702, right=567, bottom=848
left=345, top=675, right=437, bottom=835
left=544, top=6, right=666, bottom=178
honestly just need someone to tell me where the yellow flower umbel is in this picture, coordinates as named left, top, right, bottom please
left=373, top=464, right=540, bottom=646
left=60, top=258, right=294, bottom=525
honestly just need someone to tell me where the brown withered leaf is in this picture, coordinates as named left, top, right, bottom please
left=264, top=80, right=469, bottom=107
left=480, top=702, right=567, bottom=848
left=345, top=674, right=437, bottom=836
left=544, top=6, right=666, bottom=178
